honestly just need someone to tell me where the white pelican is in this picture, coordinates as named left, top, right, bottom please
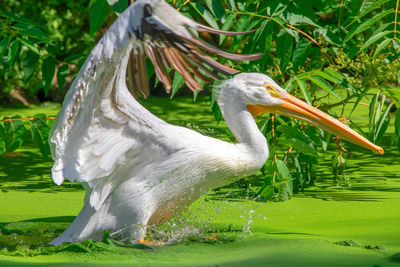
left=49, top=0, right=383, bottom=246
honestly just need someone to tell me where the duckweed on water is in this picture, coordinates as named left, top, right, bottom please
left=1, top=102, right=399, bottom=265
left=0, top=205, right=243, bottom=257
left=0, top=230, right=113, bottom=257
left=0, top=221, right=113, bottom=257
left=334, top=240, right=388, bottom=251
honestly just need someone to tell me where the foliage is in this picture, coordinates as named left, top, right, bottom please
left=1, top=0, right=400, bottom=201
left=0, top=115, right=54, bottom=157
left=167, top=0, right=400, bottom=200
left=0, top=0, right=102, bottom=101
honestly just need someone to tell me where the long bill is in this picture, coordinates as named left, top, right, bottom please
left=247, top=92, right=384, bottom=155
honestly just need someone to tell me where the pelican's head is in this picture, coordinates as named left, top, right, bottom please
left=225, top=73, right=384, bottom=154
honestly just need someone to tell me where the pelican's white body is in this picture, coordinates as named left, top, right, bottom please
left=49, top=1, right=271, bottom=245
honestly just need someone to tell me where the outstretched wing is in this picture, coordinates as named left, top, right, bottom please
left=120, top=0, right=262, bottom=95
left=50, top=0, right=260, bottom=210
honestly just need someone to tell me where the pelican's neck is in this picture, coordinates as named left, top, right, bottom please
left=217, top=90, right=269, bottom=160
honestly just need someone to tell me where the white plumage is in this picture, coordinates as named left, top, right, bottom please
left=49, top=0, right=263, bottom=245
left=50, top=0, right=383, bottom=246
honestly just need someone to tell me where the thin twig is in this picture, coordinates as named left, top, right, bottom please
left=286, top=24, right=319, bottom=46
left=178, top=0, right=190, bottom=11
left=395, top=0, right=399, bottom=39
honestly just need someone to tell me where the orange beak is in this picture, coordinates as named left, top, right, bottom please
left=248, top=92, right=383, bottom=154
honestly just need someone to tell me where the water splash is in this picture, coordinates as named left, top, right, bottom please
left=146, top=199, right=235, bottom=245
left=239, top=187, right=263, bottom=239
left=145, top=186, right=264, bottom=245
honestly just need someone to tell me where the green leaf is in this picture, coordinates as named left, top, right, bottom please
left=295, top=77, right=312, bottom=105
left=308, top=75, right=341, bottom=100
left=373, top=38, right=392, bottom=57
left=190, top=3, right=219, bottom=29
left=234, top=13, right=249, bottom=33
left=211, top=101, right=222, bottom=124
left=170, top=72, right=185, bottom=98
left=0, top=9, right=44, bottom=29
left=344, top=9, right=392, bottom=42
left=286, top=12, right=319, bottom=27
left=361, top=31, right=392, bottom=51
left=258, top=184, right=275, bottom=201
left=12, top=23, right=52, bottom=44
left=3, top=116, right=27, bottom=153
left=0, top=123, right=5, bottom=156
left=276, top=31, right=293, bottom=74
left=7, top=40, right=20, bottom=67
left=346, top=0, right=391, bottom=28
left=30, top=114, right=51, bottom=157
left=205, top=0, right=226, bottom=21
left=64, top=53, right=87, bottom=63
left=225, top=0, right=235, bottom=10
left=106, top=0, right=118, bottom=5
left=219, top=13, right=236, bottom=44
left=210, top=86, right=222, bottom=123
left=277, top=179, right=292, bottom=201
left=109, top=0, right=128, bottom=15
left=0, top=36, right=11, bottom=59
left=347, top=43, right=360, bottom=59
left=375, top=105, right=391, bottom=144
left=369, top=93, right=379, bottom=137
left=265, top=1, right=288, bottom=16
left=384, top=87, right=400, bottom=105
left=359, top=0, right=376, bottom=14
left=281, top=138, right=318, bottom=157
left=23, top=50, right=40, bottom=83
left=284, top=76, right=296, bottom=93
left=313, top=70, right=341, bottom=85
left=275, top=159, right=293, bottom=201
left=395, top=110, right=400, bottom=149
left=323, top=68, right=356, bottom=93
left=277, top=125, right=311, bottom=144
left=193, top=89, right=200, bottom=102
left=90, top=0, right=109, bottom=35
left=57, top=64, right=70, bottom=90
left=17, top=37, right=39, bottom=54
left=42, top=56, right=56, bottom=96
left=275, top=160, right=292, bottom=180
left=249, top=19, right=267, bottom=47
left=292, top=39, right=310, bottom=72
left=263, top=22, right=274, bottom=56
left=395, top=109, right=400, bottom=136
left=368, top=93, right=392, bottom=144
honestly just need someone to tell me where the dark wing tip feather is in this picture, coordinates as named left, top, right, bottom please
left=132, top=11, right=263, bottom=95
left=144, top=45, right=172, bottom=92
left=181, top=35, right=263, bottom=61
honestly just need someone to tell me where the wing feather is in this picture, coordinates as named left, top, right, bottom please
left=144, top=44, right=172, bottom=91
left=129, top=0, right=262, bottom=93
left=51, top=43, right=191, bottom=209
left=137, top=48, right=150, bottom=97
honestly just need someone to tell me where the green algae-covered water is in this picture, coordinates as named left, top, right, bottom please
left=0, top=97, right=399, bottom=266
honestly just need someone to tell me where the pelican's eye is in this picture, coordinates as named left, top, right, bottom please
left=264, top=83, right=280, bottom=97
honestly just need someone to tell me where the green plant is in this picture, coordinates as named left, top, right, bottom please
left=0, top=1, right=100, bottom=103
left=1, top=0, right=400, bottom=201
left=0, top=115, right=54, bottom=157
left=172, top=0, right=400, bottom=199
